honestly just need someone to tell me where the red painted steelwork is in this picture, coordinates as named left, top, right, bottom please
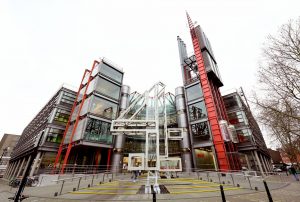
left=52, top=69, right=90, bottom=173
left=107, top=148, right=112, bottom=170
left=186, top=13, right=230, bottom=171
left=60, top=60, right=99, bottom=174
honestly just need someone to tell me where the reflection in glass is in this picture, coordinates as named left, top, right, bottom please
left=186, top=84, right=203, bottom=101
left=53, top=109, right=70, bottom=125
left=84, top=118, right=112, bottom=144
left=99, top=63, right=123, bottom=83
left=95, top=77, right=121, bottom=100
left=90, top=96, right=118, bottom=119
left=236, top=129, right=251, bottom=143
left=46, top=128, right=64, bottom=143
left=228, top=111, right=247, bottom=127
left=188, top=101, right=207, bottom=121
left=191, top=122, right=210, bottom=141
left=194, top=148, right=216, bottom=169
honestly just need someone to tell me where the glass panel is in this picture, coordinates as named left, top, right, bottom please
left=46, top=128, right=64, bottom=143
left=186, top=84, right=203, bottom=101
left=191, top=121, right=210, bottom=141
left=228, top=111, right=248, bottom=127
left=236, top=129, right=252, bottom=143
left=73, top=118, right=86, bottom=141
left=188, top=101, right=207, bottom=121
left=53, top=109, right=70, bottom=125
left=95, top=77, right=121, bottom=100
left=194, top=148, right=216, bottom=169
left=99, top=63, right=123, bottom=83
left=60, top=91, right=76, bottom=106
left=90, top=96, right=118, bottom=119
left=124, top=135, right=145, bottom=153
left=224, top=95, right=239, bottom=111
left=84, top=118, right=113, bottom=144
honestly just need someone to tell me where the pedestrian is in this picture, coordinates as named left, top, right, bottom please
left=289, top=165, right=299, bottom=181
left=131, top=170, right=138, bottom=182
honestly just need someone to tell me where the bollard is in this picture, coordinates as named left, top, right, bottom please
left=91, top=175, right=95, bottom=186
left=230, top=174, right=235, bottom=186
left=54, top=192, right=58, bottom=197
left=218, top=173, right=221, bottom=184
left=247, top=176, right=252, bottom=190
left=263, top=180, right=273, bottom=202
left=77, top=177, right=82, bottom=191
left=220, top=185, right=226, bottom=202
left=59, top=180, right=65, bottom=195
left=151, top=185, right=156, bottom=202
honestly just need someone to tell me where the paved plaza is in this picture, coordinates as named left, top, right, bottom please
left=1, top=173, right=300, bottom=202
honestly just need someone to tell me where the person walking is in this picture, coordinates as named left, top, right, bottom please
left=290, top=165, right=299, bottom=181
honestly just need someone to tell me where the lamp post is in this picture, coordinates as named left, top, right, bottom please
left=13, top=132, right=44, bottom=202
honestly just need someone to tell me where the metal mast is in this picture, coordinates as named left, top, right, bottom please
left=186, top=13, right=230, bottom=171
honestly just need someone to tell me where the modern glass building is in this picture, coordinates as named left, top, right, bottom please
left=55, top=58, right=124, bottom=172
left=4, top=86, right=76, bottom=179
left=223, top=91, right=272, bottom=173
left=6, top=17, right=272, bottom=176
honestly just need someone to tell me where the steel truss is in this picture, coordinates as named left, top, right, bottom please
left=111, top=82, right=182, bottom=194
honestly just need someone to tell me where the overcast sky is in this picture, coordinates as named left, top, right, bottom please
left=0, top=0, right=299, bottom=145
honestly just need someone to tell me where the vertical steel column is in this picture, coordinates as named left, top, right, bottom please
left=11, top=160, right=21, bottom=179
left=16, top=158, right=26, bottom=178
left=107, top=149, right=112, bottom=171
left=111, top=85, right=130, bottom=172
left=29, top=152, right=41, bottom=177
left=175, top=86, right=193, bottom=172
left=254, top=150, right=265, bottom=177
left=7, top=161, right=16, bottom=179
left=4, top=163, right=12, bottom=179
left=186, top=12, right=230, bottom=171
left=22, top=155, right=32, bottom=177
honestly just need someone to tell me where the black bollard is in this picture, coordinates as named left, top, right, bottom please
left=263, top=180, right=273, bottom=202
left=151, top=185, right=156, bottom=202
left=220, top=185, right=226, bottom=202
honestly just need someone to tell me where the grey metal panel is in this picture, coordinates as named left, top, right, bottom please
left=177, top=37, right=188, bottom=85
left=175, top=86, right=193, bottom=171
left=112, top=85, right=131, bottom=172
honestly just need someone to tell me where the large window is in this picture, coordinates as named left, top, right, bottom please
left=90, top=96, right=118, bottom=119
left=95, top=77, right=121, bottom=100
left=46, top=128, right=64, bottom=143
left=186, top=84, right=203, bottom=101
left=53, top=109, right=70, bottom=125
left=188, top=101, right=207, bottom=121
left=99, top=63, right=123, bottom=83
left=60, top=91, right=76, bottom=106
left=84, top=118, right=112, bottom=144
left=236, top=129, right=252, bottom=143
left=223, top=95, right=239, bottom=111
left=194, top=148, right=216, bottom=169
left=228, top=111, right=247, bottom=127
left=191, top=121, right=210, bottom=141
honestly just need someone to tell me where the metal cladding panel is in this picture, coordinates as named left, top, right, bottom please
left=187, top=13, right=230, bottom=171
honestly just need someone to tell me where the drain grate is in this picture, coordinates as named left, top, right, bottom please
left=137, top=185, right=170, bottom=194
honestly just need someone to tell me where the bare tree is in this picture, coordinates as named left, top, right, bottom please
left=254, top=17, right=300, bottom=164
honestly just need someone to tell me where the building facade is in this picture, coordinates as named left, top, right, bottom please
left=177, top=21, right=240, bottom=171
left=54, top=58, right=124, bottom=173
left=4, top=86, right=76, bottom=179
left=0, top=134, right=20, bottom=177
left=6, top=16, right=272, bottom=176
left=223, top=91, right=272, bottom=173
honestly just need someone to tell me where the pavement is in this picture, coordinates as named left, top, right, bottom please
left=1, top=173, right=300, bottom=202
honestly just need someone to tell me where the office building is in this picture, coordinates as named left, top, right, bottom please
left=4, top=86, right=76, bottom=179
